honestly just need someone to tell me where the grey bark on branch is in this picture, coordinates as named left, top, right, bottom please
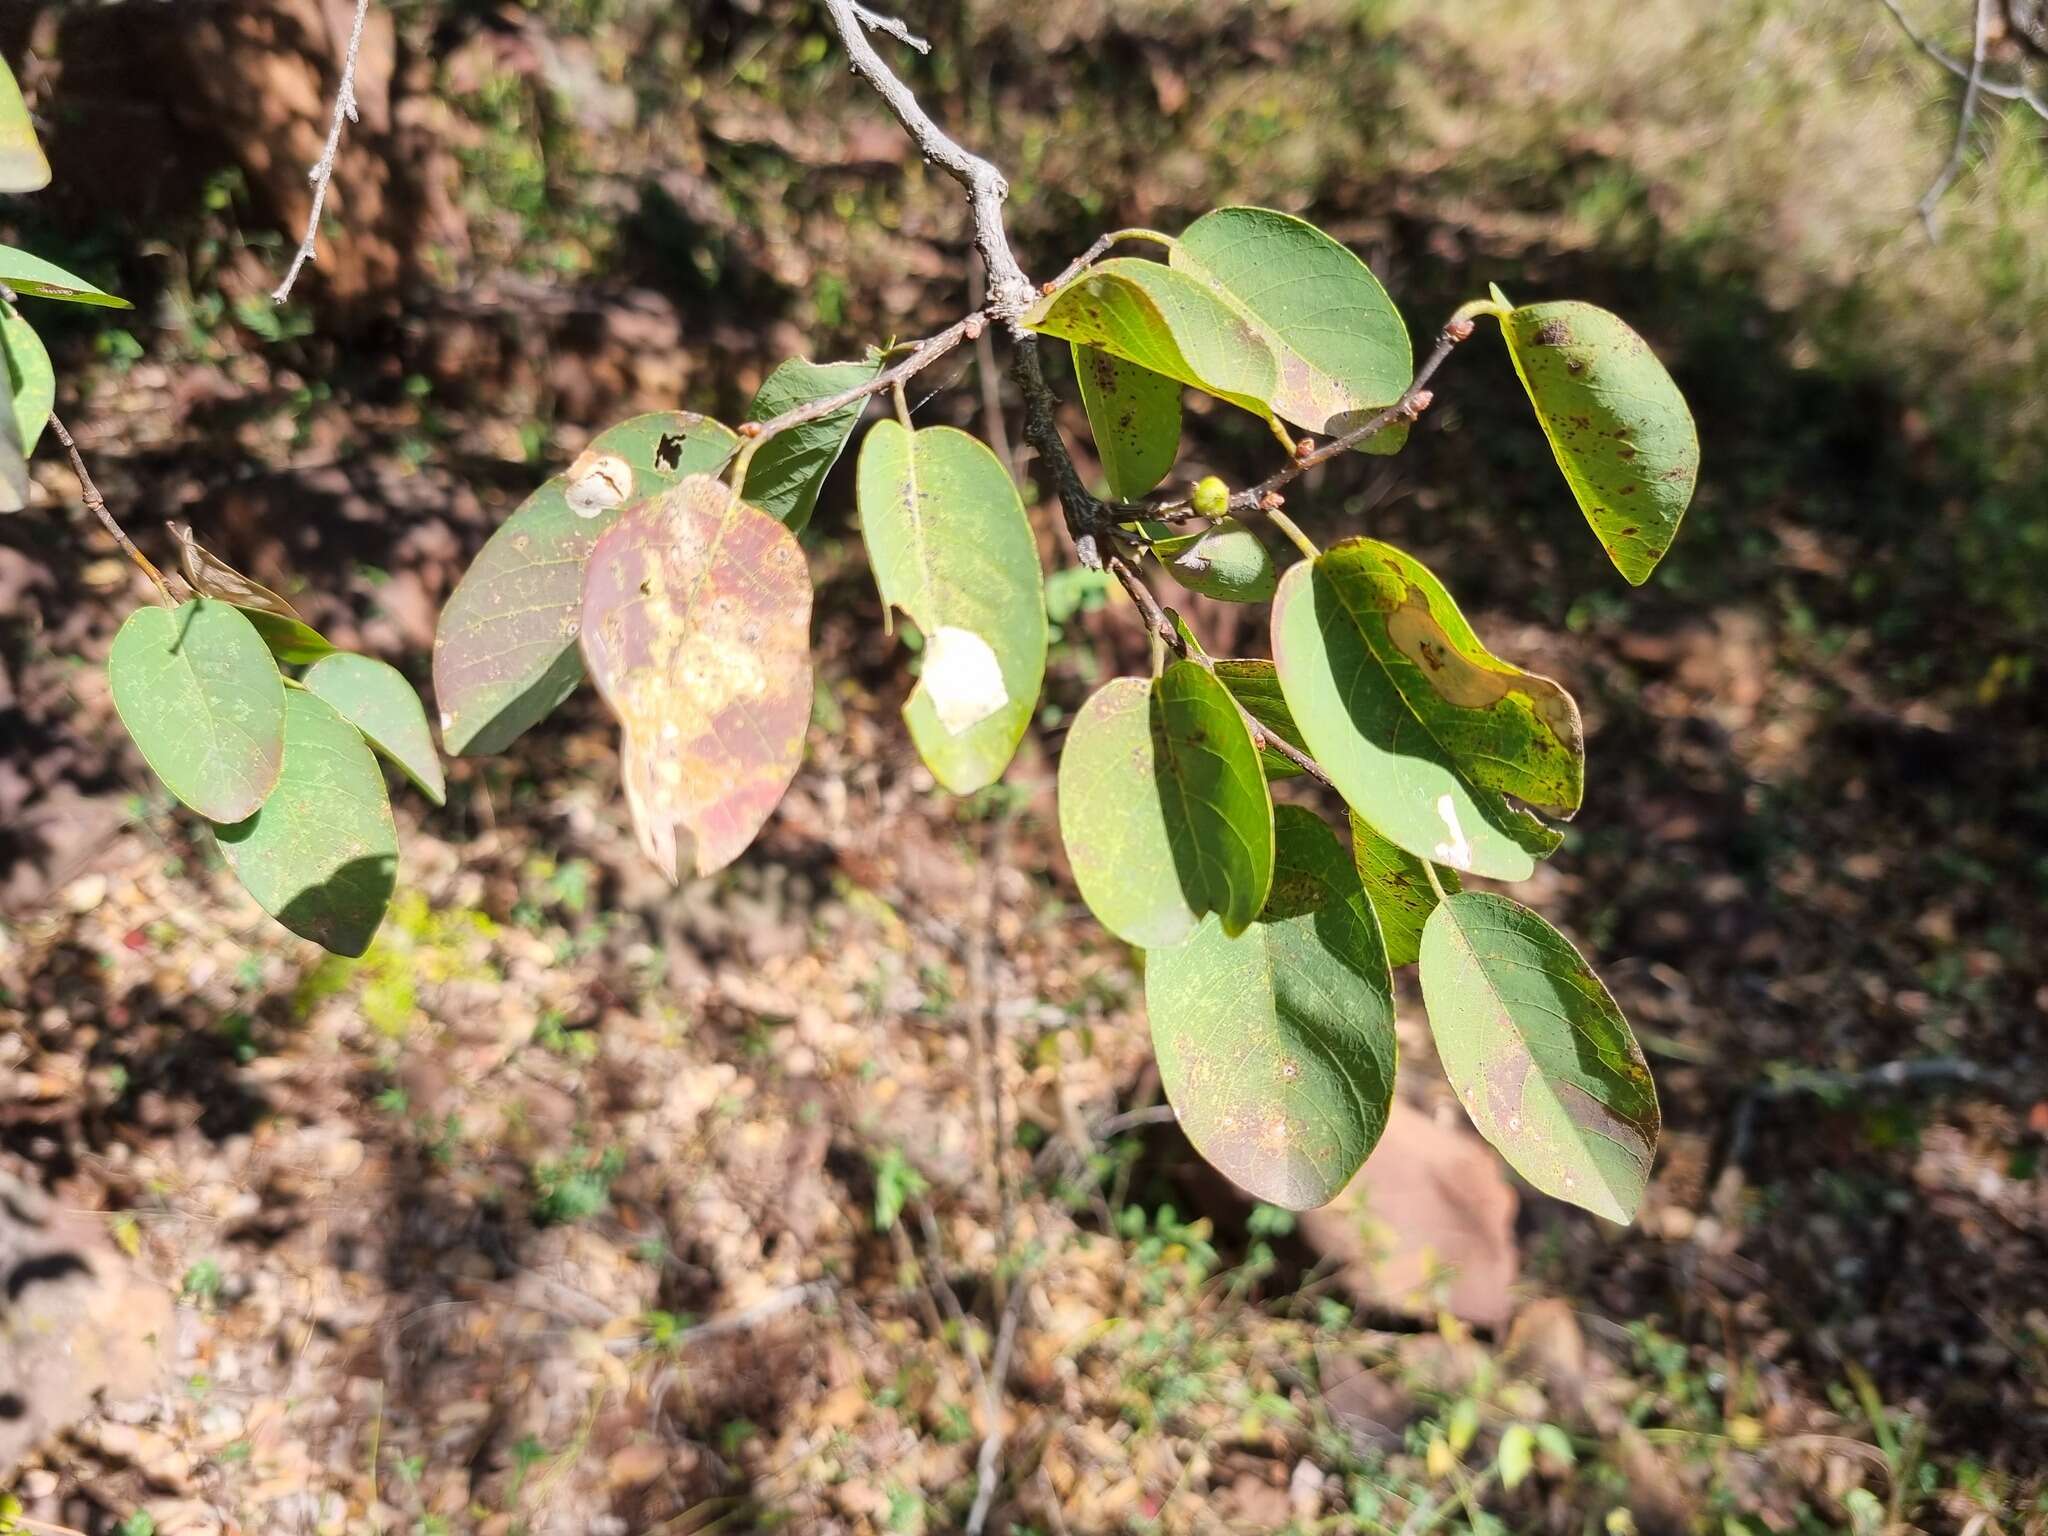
left=272, top=0, right=373, bottom=303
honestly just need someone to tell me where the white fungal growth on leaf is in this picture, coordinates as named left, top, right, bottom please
left=1432, top=792, right=1474, bottom=870
left=922, top=626, right=1009, bottom=735
left=565, top=452, right=633, bottom=517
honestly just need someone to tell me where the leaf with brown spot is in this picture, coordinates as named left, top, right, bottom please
left=434, top=412, right=739, bottom=756
left=579, top=475, right=812, bottom=882
left=1419, top=891, right=1659, bottom=1222
left=1072, top=343, right=1180, bottom=500
left=1146, top=806, right=1396, bottom=1209
left=1489, top=289, right=1698, bottom=584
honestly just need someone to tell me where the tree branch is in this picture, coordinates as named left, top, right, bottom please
left=1918, top=0, right=1997, bottom=237
left=272, top=0, right=373, bottom=303
left=1876, top=0, right=2048, bottom=120
left=819, top=0, right=1033, bottom=317
left=47, top=413, right=173, bottom=604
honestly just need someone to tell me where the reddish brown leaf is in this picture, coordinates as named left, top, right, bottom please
left=579, top=475, right=812, bottom=881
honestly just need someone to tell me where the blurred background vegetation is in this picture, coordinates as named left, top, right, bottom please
left=0, top=1, right=2043, bottom=1532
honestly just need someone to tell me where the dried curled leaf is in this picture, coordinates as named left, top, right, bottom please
left=580, top=475, right=812, bottom=882
left=169, top=522, right=333, bottom=665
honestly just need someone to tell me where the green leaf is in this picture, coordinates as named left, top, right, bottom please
left=1497, top=1425, right=1536, bottom=1491
left=1145, top=805, right=1396, bottom=1209
left=168, top=522, right=334, bottom=666
left=1271, top=540, right=1566, bottom=882
left=1, top=301, right=52, bottom=457
left=1492, top=295, right=1698, bottom=584
left=1331, top=538, right=1582, bottom=815
left=1173, top=206, right=1411, bottom=453
left=0, top=57, right=50, bottom=194
left=109, top=599, right=286, bottom=822
left=1022, top=258, right=1278, bottom=423
left=856, top=421, right=1045, bottom=794
left=1418, top=891, right=1659, bottom=1222
left=742, top=356, right=879, bottom=532
left=1212, top=658, right=1310, bottom=779
left=1348, top=811, right=1459, bottom=969
left=301, top=653, right=447, bottom=807
left=0, top=244, right=128, bottom=307
left=1148, top=517, right=1277, bottom=603
left=1073, top=343, right=1180, bottom=499
left=214, top=691, right=397, bottom=957
left=580, top=476, right=812, bottom=880
left=1058, top=663, right=1274, bottom=947
left=434, top=412, right=739, bottom=756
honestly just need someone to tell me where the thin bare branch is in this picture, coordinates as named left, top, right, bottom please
left=966, top=1276, right=1031, bottom=1535
left=1918, top=0, right=1997, bottom=237
left=273, top=0, right=372, bottom=303
left=1876, top=0, right=2048, bottom=118
left=851, top=2, right=930, bottom=53
left=819, top=0, right=1033, bottom=316
left=47, top=413, right=173, bottom=604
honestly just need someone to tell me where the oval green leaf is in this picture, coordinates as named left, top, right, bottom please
left=856, top=421, right=1046, bottom=794
left=1349, top=810, right=1459, bottom=969
left=1495, top=298, right=1698, bottom=584
left=1073, top=343, right=1180, bottom=500
left=1212, top=658, right=1309, bottom=780
left=1149, top=517, right=1277, bottom=603
left=1022, top=258, right=1278, bottom=423
left=1418, top=890, right=1659, bottom=1222
left=581, top=476, right=813, bottom=881
left=109, top=599, right=286, bottom=822
left=1146, top=805, right=1396, bottom=1209
left=214, top=690, right=397, bottom=957
left=0, top=57, right=50, bottom=194
left=743, top=355, right=880, bottom=532
left=0, top=244, right=129, bottom=308
left=1173, top=206, right=1411, bottom=454
left=169, top=522, right=333, bottom=665
left=301, top=652, right=447, bottom=807
left=1058, top=664, right=1275, bottom=948
left=1, top=301, right=53, bottom=458
left=434, top=411, right=740, bottom=757
left=1324, top=538, right=1582, bottom=815
left=1271, top=546, right=1562, bottom=882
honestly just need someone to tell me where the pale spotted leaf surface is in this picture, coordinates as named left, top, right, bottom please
left=1022, top=259, right=1278, bottom=424
left=1271, top=541, right=1565, bottom=882
left=1057, top=663, right=1273, bottom=949
left=1173, top=206, right=1410, bottom=453
left=743, top=356, right=880, bottom=532
left=1348, top=810, right=1459, bottom=968
left=855, top=421, right=1045, bottom=793
left=1, top=301, right=52, bottom=458
left=170, top=523, right=334, bottom=666
left=301, top=653, right=446, bottom=806
left=214, top=690, right=397, bottom=957
left=434, top=412, right=739, bottom=756
left=0, top=57, right=50, bottom=193
left=1492, top=292, right=1698, bottom=584
left=1072, top=343, right=1180, bottom=499
left=1419, top=890, right=1658, bottom=1222
left=579, top=475, right=812, bottom=882
left=1146, top=805, right=1396, bottom=1209
left=109, top=599, right=285, bottom=822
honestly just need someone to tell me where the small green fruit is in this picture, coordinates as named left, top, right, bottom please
left=1191, top=475, right=1229, bottom=519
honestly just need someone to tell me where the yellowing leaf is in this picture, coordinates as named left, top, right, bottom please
left=579, top=475, right=812, bottom=881
left=0, top=57, right=49, bottom=193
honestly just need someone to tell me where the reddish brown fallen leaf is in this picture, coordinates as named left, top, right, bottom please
left=580, top=475, right=812, bottom=881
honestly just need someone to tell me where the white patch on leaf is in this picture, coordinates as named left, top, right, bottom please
left=922, top=626, right=1009, bottom=735
left=565, top=451, right=633, bottom=518
left=1432, top=793, right=1473, bottom=870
